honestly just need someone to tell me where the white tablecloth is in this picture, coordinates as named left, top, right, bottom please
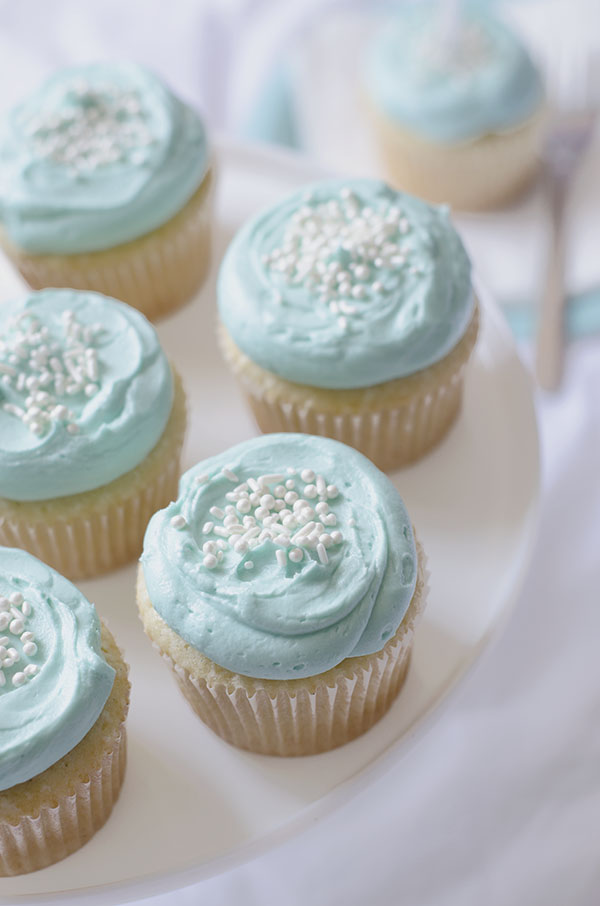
left=0, top=2, right=598, bottom=903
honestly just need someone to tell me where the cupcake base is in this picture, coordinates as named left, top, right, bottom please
left=0, top=623, right=129, bottom=876
left=219, top=308, right=479, bottom=472
left=368, top=105, right=545, bottom=211
left=0, top=369, right=187, bottom=581
left=0, top=168, right=215, bottom=322
left=137, top=541, right=428, bottom=757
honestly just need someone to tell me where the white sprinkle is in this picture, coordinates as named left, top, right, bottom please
left=213, top=526, right=230, bottom=537
left=170, top=515, right=187, bottom=530
left=12, top=672, right=26, bottom=687
left=0, top=598, right=9, bottom=612
left=9, top=592, right=23, bottom=606
left=259, top=493, right=275, bottom=510
left=244, top=561, right=254, bottom=570
left=275, top=549, right=287, bottom=568
left=23, top=642, right=37, bottom=657
left=20, top=631, right=34, bottom=642
left=0, top=615, right=8, bottom=631
left=24, top=663, right=38, bottom=677
left=303, top=484, right=317, bottom=499
left=257, top=473, right=285, bottom=486
left=209, top=506, right=225, bottom=519
left=202, top=521, right=214, bottom=534
left=203, top=553, right=218, bottom=569
left=326, top=485, right=339, bottom=499
left=222, top=468, right=239, bottom=482
left=348, top=518, right=356, bottom=527
left=195, top=473, right=210, bottom=484
left=66, top=423, right=79, bottom=434
left=234, top=539, right=248, bottom=554
left=330, top=530, right=343, bottom=544
left=319, top=533, right=333, bottom=548
left=236, top=498, right=251, bottom=514
left=317, top=543, right=329, bottom=565
left=301, top=469, right=315, bottom=482
left=9, top=618, right=24, bottom=635
left=285, top=479, right=296, bottom=490
left=289, top=548, right=303, bottom=563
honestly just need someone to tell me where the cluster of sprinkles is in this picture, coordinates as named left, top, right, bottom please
left=171, top=467, right=351, bottom=571
left=262, top=187, right=423, bottom=329
left=0, top=592, right=40, bottom=689
left=20, top=78, right=156, bottom=173
left=0, top=309, right=103, bottom=437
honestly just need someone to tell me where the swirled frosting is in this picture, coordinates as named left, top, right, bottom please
left=0, top=62, right=209, bottom=253
left=0, top=288, right=173, bottom=501
left=0, top=548, right=114, bottom=790
left=141, top=434, right=417, bottom=680
left=364, top=5, right=543, bottom=142
left=218, top=178, right=474, bottom=389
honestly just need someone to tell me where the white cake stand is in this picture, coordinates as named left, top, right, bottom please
left=0, top=139, right=540, bottom=905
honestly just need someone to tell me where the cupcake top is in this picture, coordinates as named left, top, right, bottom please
left=0, top=62, right=209, bottom=254
left=364, top=5, right=543, bottom=142
left=0, top=548, right=114, bottom=790
left=0, top=288, right=173, bottom=501
left=218, top=178, right=473, bottom=389
left=141, top=433, right=417, bottom=681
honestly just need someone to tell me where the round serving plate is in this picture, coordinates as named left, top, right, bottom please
left=0, top=138, right=540, bottom=905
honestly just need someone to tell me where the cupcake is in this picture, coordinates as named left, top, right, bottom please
left=0, top=548, right=129, bottom=876
left=0, top=62, right=213, bottom=320
left=138, top=433, right=428, bottom=756
left=0, top=288, right=186, bottom=580
left=218, top=178, right=478, bottom=472
left=363, top=4, right=545, bottom=210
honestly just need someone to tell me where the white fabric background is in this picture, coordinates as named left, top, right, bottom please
left=0, top=2, right=598, bottom=903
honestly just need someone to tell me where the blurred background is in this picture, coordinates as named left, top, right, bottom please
left=1, top=1, right=598, bottom=904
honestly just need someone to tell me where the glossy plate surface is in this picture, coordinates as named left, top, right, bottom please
left=0, top=140, right=540, bottom=905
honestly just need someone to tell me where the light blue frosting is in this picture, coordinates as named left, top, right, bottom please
left=0, top=62, right=209, bottom=253
left=141, top=434, right=417, bottom=681
left=218, top=178, right=474, bottom=389
left=364, top=5, right=543, bottom=142
left=0, top=548, right=115, bottom=791
left=0, top=289, right=173, bottom=501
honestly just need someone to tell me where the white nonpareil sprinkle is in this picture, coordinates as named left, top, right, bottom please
left=263, top=188, right=419, bottom=326
left=0, top=309, right=103, bottom=437
left=20, top=78, right=157, bottom=174
left=0, top=591, right=42, bottom=689
left=198, top=466, right=349, bottom=571
left=170, top=515, right=187, bottom=530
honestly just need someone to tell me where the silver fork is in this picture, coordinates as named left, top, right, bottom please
left=535, top=51, right=599, bottom=391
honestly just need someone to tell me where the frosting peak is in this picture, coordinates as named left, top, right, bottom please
left=0, top=62, right=209, bottom=253
left=0, top=548, right=114, bottom=791
left=141, top=434, right=417, bottom=680
left=218, top=179, right=474, bottom=389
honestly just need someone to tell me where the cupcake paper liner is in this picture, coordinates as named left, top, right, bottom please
left=368, top=103, right=545, bottom=211
left=0, top=622, right=129, bottom=876
left=0, top=727, right=126, bottom=877
left=219, top=308, right=479, bottom=472
left=138, top=541, right=428, bottom=757
left=0, top=168, right=214, bottom=322
left=0, top=369, right=186, bottom=581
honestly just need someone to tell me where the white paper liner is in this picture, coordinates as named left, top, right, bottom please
left=1, top=169, right=214, bottom=322
left=368, top=104, right=545, bottom=211
left=0, top=726, right=126, bottom=877
left=145, top=542, right=428, bottom=757
left=220, top=309, right=479, bottom=472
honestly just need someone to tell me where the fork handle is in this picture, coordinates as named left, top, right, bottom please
left=535, top=177, right=568, bottom=391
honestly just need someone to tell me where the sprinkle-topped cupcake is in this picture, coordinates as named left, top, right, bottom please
left=0, top=548, right=129, bottom=876
left=138, top=433, right=427, bottom=755
left=218, top=179, right=479, bottom=470
left=0, top=63, right=214, bottom=319
left=0, top=288, right=187, bottom=578
left=363, top=5, right=545, bottom=209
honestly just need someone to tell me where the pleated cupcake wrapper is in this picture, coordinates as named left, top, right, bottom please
left=152, top=545, right=428, bottom=757
left=0, top=451, right=180, bottom=581
left=221, top=311, right=479, bottom=472
left=2, top=169, right=214, bottom=322
left=0, top=727, right=126, bottom=877
left=369, top=101, right=545, bottom=211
